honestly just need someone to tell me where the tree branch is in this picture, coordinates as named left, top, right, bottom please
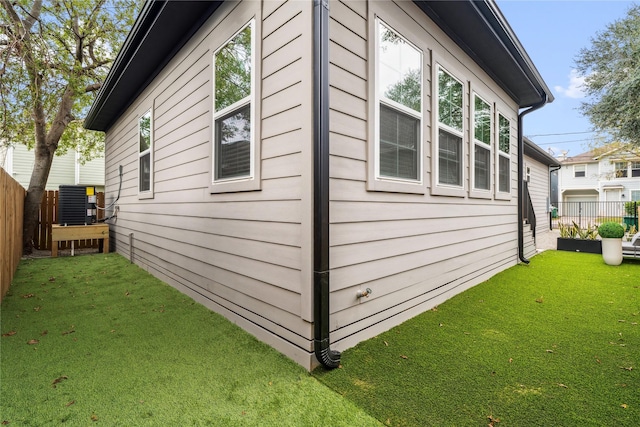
left=85, top=82, right=101, bottom=93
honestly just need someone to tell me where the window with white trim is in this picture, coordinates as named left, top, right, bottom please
left=631, top=190, right=640, bottom=201
left=615, top=161, right=628, bottom=178
left=472, top=93, right=491, bottom=191
left=138, top=110, right=152, bottom=194
left=436, top=66, right=464, bottom=187
left=574, top=164, right=586, bottom=178
left=631, top=161, right=640, bottom=177
left=213, top=20, right=254, bottom=182
left=376, top=20, right=422, bottom=181
left=497, top=113, right=510, bottom=193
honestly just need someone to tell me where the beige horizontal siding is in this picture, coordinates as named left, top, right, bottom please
left=327, top=0, right=522, bottom=353
left=103, top=0, right=315, bottom=368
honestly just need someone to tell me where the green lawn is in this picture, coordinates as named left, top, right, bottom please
left=1, top=252, right=638, bottom=426
left=313, top=251, right=640, bottom=426
left=0, top=254, right=379, bottom=426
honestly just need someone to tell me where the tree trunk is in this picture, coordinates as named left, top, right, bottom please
left=22, top=143, right=55, bottom=254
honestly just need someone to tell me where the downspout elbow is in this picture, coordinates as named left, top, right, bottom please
left=518, top=94, right=548, bottom=264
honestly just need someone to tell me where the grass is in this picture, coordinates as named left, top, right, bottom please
left=2, top=252, right=638, bottom=426
left=0, top=254, right=380, bottom=426
left=313, top=251, right=640, bottom=426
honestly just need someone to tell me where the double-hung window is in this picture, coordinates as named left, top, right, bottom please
left=376, top=20, right=422, bottom=182
left=496, top=113, right=510, bottom=194
left=436, top=66, right=464, bottom=188
left=472, top=93, right=491, bottom=192
left=631, top=161, right=640, bottom=177
left=213, top=20, right=254, bottom=183
left=615, top=162, right=628, bottom=178
left=574, top=164, right=586, bottom=178
left=138, top=110, right=152, bottom=195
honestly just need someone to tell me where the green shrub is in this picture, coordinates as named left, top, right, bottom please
left=598, top=222, right=625, bottom=238
left=624, top=201, right=638, bottom=216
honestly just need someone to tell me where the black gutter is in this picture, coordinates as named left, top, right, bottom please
left=517, top=94, right=548, bottom=264
left=313, top=0, right=340, bottom=369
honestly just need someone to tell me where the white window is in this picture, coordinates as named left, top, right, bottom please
left=436, top=66, right=464, bottom=188
left=472, top=93, right=491, bottom=192
left=138, top=110, right=153, bottom=195
left=496, top=113, right=510, bottom=194
left=375, top=20, right=422, bottom=182
left=574, top=164, right=586, bottom=178
left=213, top=20, right=254, bottom=183
left=631, top=161, right=640, bottom=177
left=615, top=162, right=628, bottom=178
left=631, top=190, right=640, bottom=201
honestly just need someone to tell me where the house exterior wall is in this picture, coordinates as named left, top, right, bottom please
left=326, top=0, right=522, bottom=352
left=524, top=155, right=552, bottom=238
left=101, top=0, right=534, bottom=369
left=0, top=144, right=104, bottom=191
left=559, top=157, right=640, bottom=203
left=102, top=0, right=317, bottom=367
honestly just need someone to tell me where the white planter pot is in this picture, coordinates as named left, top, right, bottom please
left=601, top=238, right=623, bottom=266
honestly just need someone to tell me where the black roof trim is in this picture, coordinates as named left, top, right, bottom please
left=86, top=0, right=552, bottom=132
left=85, top=1, right=223, bottom=131
left=413, top=0, right=552, bottom=108
left=524, top=137, right=561, bottom=167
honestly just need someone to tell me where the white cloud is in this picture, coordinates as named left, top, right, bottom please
left=554, top=69, right=586, bottom=99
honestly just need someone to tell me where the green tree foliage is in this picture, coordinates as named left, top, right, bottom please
left=0, top=0, right=139, bottom=253
left=384, top=68, right=421, bottom=112
left=576, top=4, right=640, bottom=148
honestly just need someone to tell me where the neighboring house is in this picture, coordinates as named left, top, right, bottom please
left=523, top=137, right=562, bottom=256
left=558, top=144, right=640, bottom=214
left=84, top=0, right=552, bottom=370
left=0, top=144, right=105, bottom=192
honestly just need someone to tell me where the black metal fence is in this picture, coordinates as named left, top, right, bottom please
left=552, top=201, right=638, bottom=230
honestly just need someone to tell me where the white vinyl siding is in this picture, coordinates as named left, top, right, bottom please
left=5, top=144, right=104, bottom=191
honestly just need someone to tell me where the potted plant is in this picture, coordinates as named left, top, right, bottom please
left=556, top=222, right=601, bottom=254
left=597, top=222, right=625, bottom=265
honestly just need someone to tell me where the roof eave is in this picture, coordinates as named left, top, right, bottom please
left=413, top=0, right=553, bottom=108
left=85, top=1, right=223, bottom=132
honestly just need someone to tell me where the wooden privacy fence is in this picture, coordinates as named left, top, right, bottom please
left=33, top=190, right=105, bottom=251
left=1, top=168, right=25, bottom=302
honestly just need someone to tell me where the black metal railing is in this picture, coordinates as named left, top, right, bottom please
left=523, top=181, right=537, bottom=238
left=552, top=201, right=638, bottom=230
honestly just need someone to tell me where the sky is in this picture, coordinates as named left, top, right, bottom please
left=496, top=0, right=636, bottom=158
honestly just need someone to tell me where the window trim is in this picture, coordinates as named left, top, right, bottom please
left=138, top=108, right=154, bottom=199
left=431, top=61, right=467, bottom=198
left=614, top=161, right=628, bottom=178
left=494, top=110, right=512, bottom=200
left=469, top=90, right=492, bottom=199
left=210, top=17, right=261, bottom=194
left=367, top=15, right=425, bottom=194
left=574, top=164, right=586, bottom=178
left=631, top=161, right=640, bottom=178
